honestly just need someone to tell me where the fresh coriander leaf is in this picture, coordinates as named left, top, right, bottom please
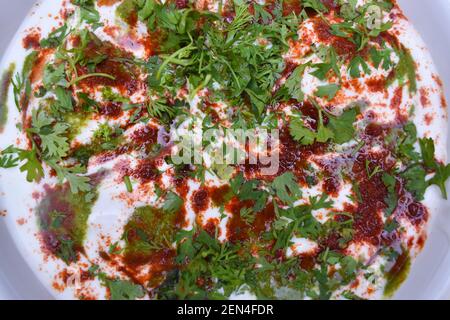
left=351, top=181, right=362, bottom=203
left=124, top=176, right=133, bottom=193
left=77, top=92, right=99, bottom=111
left=102, top=87, right=129, bottom=103
left=54, top=87, right=74, bottom=112
left=18, top=148, right=44, bottom=182
left=316, top=115, right=334, bottom=143
left=57, top=238, right=77, bottom=264
left=342, top=290, right=365, bottom=300
left=272, top=219, right=295, bottom=252
left=40, top=122, right=70, bottom=158
left=245, top=86, right=270, bottom=116
left=290, top=104, right=337, bottom=145
left=315, top=84, right=340, bottom=100
left=327, top=107, right=359, bottom=144
left=48, top=161, right=91, bottom=194
left=384, top=219, right=399, bottom=233
left=240, top=207, right=256, bottom=225
left=370, top=46, right=393, bottom=71
left=302, top=0, right=328, bottom=13
left=338, top=255, right=359, bottom=283
left=163, top=191, right=183, bottom=214
left=388, top=47, right=417, bottom=93
left=348, top=56, right=370, bottom=78
left=396, top=122, right=420, bottom=161
left=40, top=25, right=68, bottom=48
left=12, top=51, right=38, bottom=111
left=147, top=98, right=175, bottom=120
left=253, top=3, right=272, bottom=24
left=72, top=0, right=100, bottom=24
left=310, top=193, right=334, bottom=210
left=310, top=63, right=332, bottom=81
left=175, top=229, right=196, bottom=263
left=227, top=4, right=253, bottom=34
left=428, top=164, right=450, bottom=199
left=0, top=155, right=19, bottom=168
left=239, top=179, right=269, bottom=212
left=230, top=172, right=245, bottom=195
left=0, top=146, right=20, bottom=168
left=29, top=110, right=70, bottom=159
left=271, top=172, right=302, bottom=205
left=419, top=138, right=435, bottom=169
left=339, top=0, right=358, bottom=20
left=106, top=279, right=145, bottom=300
left=289, top=117, right=316, bottom=145
left=310, top=46, right=340, bottom=81
left=43, top=64, right=67, bottom=89
left=313, top=263, right=332, bottom=300
left=401, top=165, right=427, bottom=201
left=382, top=173, right=397, bottom=216
left=418, top=137, right=450, bottom=199
left=284, top=64, right=308, bottom=101
left=11, top=73, right=26, bottom=111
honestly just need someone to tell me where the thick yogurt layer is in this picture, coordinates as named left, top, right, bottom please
left=0, top=0, right=447, bottom=300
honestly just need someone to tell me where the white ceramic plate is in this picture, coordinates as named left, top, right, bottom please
left=0, top=0, right=449, bottom=300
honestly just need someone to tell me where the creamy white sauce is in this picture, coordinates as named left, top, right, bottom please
left=0, top=0, right=447, bottom=300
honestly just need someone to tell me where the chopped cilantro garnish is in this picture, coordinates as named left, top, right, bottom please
left=315, top=84, right=341, bottom=100
left=271, top=172, right=302, bottom=206
left=290, top=103, right=359, bottom=145
left=1, top=0, right=449, bottom=301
